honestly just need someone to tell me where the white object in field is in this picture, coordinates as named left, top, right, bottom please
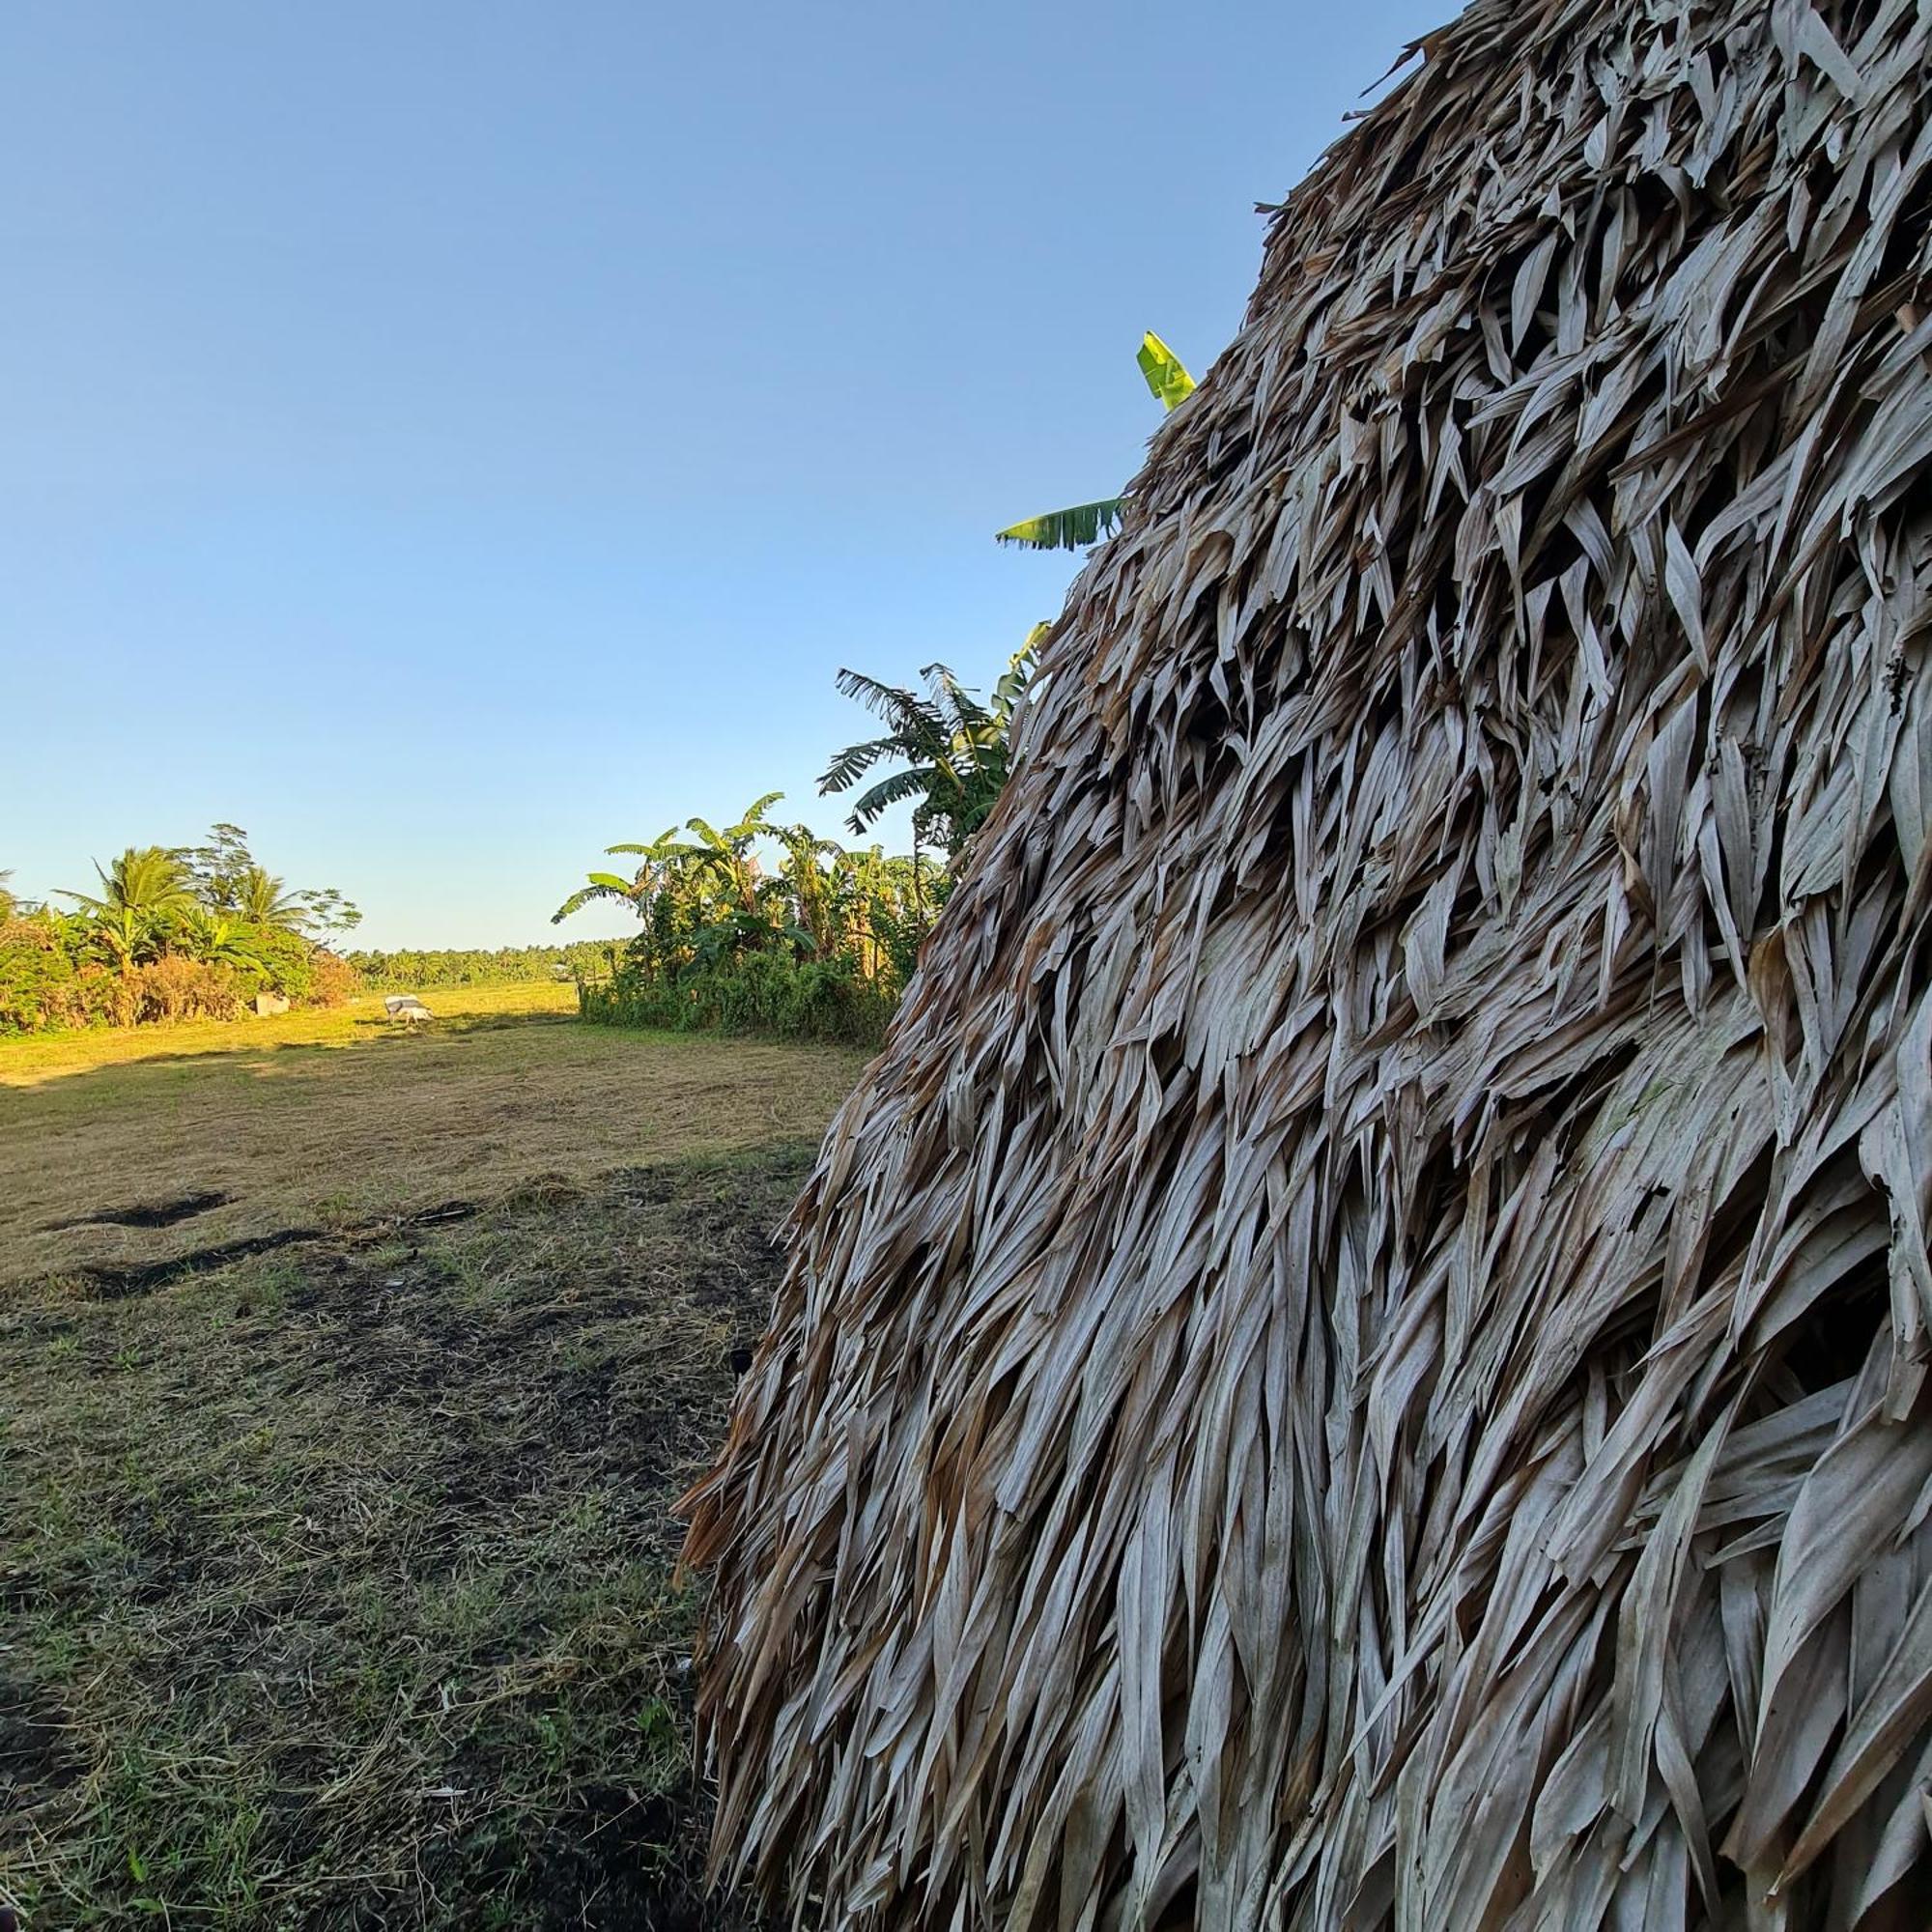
left=253, top=992, right=290, bottom=1016
left=384, top=995, right=435, bottom=1025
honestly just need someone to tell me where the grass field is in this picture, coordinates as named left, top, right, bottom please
left=0, top=983, right=861, bottom=1293
left=0, top=989, right=865, bottom=1928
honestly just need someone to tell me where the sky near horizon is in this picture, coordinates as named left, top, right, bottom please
left=1, top=0, right=1442, bottom=949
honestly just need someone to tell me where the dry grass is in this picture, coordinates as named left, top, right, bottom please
left=0, top=980, right=577, bottom=1086
left=0, top=992, right=863, bottom=1926
left=1, top=1148, right=813, bottom=1930
left=0, top=984, right=866, bottom=1290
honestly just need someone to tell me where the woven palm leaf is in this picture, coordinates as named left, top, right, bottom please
left=683, top=0, right=1932, bottom=1923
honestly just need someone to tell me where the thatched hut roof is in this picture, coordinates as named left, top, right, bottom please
left=683, top=0, right=1932, bottom=1922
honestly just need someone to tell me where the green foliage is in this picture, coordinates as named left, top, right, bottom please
left=819, top=664, right=1016, bottom=854
left=347, top=943, right=615, bottom=990
left=185, top=824, right=363, bottom=938
left=580, top=951, right=896, bottom=1046
left=995, top=497, right=1126, bottom=553
left=1135, top=329, right=1197, bottom=412
left=559, top=797, right=943, bottom=1047
left=1, top=826, right=361, bottom=1037
left=0, top=913, right=113, bottom=1035
left=820, top=627, right=1044, bottom=859
left=994, top=330, right=1197, bottom=552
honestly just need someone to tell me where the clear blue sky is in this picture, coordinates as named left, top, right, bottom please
left=1, top=0, right=1440, bottom=949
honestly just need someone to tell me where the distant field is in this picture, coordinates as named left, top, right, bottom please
left=0, top=991, right=864, bottom=1926
left=0, top=980, right=579, bottom=1086
left=0, top=981, right=865, bottom=1291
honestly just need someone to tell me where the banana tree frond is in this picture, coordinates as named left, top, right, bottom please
left=832, top=669, right=951, bottom=752
left=923, top=666, right=995, bottom=734
left=729, top=792, right=785, bottom=835
left=844, top=767, right=941, bottom=838
left=995, top=625, right=1050, bottom=714
left=553, top=879, right=644, bottom=923
left=995, top=498, right=1125, bottom=552
left=819, top=735, right=903, bottom=794
left=1137, top=330, right=1197, bottom=412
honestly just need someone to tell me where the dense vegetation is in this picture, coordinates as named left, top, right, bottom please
left=558, top=795, right=946, bottom=1045
left=347, top=941, right=616, bottom=990
left=0, top=826, right=359, bottom=1037
left=3, top=343, right=1194, bottom=1052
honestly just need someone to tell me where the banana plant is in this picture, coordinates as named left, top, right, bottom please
left=680, top=793, right=785, bottom=914
left=177, top=906, right=271, bottom=975
left=552, top=827, right=701, bottom=923
left=995, top=332, right=1197, bottom=553
left=554, top=796, right=788, bottom=928
left=819, top=665, right=1015, bottom=854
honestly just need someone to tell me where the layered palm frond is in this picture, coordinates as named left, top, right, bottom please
left=684, top=1, right=1932, bottom=1926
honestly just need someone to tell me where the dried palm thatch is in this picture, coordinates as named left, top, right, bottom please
left=682, top=0, right=1932, bottom=1922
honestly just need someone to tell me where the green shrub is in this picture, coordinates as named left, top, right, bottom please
left=0, top=917, right=107, bottom=1036
left=580, top=949, right=895, bottom=1047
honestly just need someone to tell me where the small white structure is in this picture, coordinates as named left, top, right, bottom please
left=384, top=994, right=435, bottom=1027
left=253, top=992, right=290, bottom=1017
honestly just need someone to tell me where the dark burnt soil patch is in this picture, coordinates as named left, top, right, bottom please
left=0, top=1144, right=810, bottom=1930
left=62, top=1198, right=488, bottom=1303
left=0, top=1681, right=76, bottom=1817
left=47, top=1189, right=229, bottom=1232
left=66, top=1224, right=326, bottom=1300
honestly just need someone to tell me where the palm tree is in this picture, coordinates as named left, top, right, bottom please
left=63, top=846, right=195, bottom=919
left=233, top=864, right=307, bottom=931
left=994, top=333, right=1196, bottom=553
left=176, top=906, right=270, bottom=975
left=819, top=665, right=1014, bottom=855
left=59, top=846, right=195, bottom=976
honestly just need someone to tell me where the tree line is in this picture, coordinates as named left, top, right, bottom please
left=0, top=826, right=361, bottom=1036
left=345, top=942, right=617, bottom=990
left=2, top=338, right=1198, bottom=1047
left=557, top=334, right=1197, bottom=1046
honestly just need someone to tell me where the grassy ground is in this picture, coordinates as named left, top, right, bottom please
left=0, top=983, right=863, bottom=1292
left=0, top=993, right=864, bottom=1928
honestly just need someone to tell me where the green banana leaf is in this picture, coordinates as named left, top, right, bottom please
left=1136, top=330, right=1196, bottom=412
left=995, top=498, right=1126, bottom=553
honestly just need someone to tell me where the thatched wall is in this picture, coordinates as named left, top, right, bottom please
left=683, top=0, right=1932, bottom=1923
